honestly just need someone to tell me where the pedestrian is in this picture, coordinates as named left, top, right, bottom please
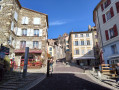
left=115, top=63, right=119, bottom=84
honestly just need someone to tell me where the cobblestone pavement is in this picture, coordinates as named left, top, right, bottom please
left=30, top=60, right=111, bottom=90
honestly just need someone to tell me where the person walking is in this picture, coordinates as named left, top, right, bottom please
left=115, top=63, right=119, bottom=84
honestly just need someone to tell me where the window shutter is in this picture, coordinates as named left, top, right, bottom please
left=17, top=28, right=22, bottom=36
left=85, top=41, right=87, bottom=45
left=11, top=22, right=14, bottom=31
left=34, top=18, right=40, bottom=24
left=74, top=50, right=76, bottom=55
left=25, top=17, right=29, bottom=24
left=101, top=4, right=104, bottom=11
left=30, top=29, right=33, bottom=36
left=105, top=30, right=109, bottom=40
left=27, top=29, right=30, bottom=36
left=14, top=11, right=18, bottom=21
left=110, top=7, right=114, bottom=17
left=107, top=0, right=111, bottom=6
left=22, top=17, right=25, bottom=24
left=39, top=29, right=42, bottom=36
left=78, top=40, right=81, bottom=46
left=39, top=42, right=42, bottom=49
left=116, top=2, right=119, bottom=13
left=113, top=24, right=118, bottom=36
left=73, top=41, right=75, bottom=46
left=102, top=14, right=106, bottom=23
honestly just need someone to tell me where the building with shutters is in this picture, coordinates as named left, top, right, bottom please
left=68, top=30, right=95, bottom=66
left=0, top=0, right=48, bottom=67
left=0, top=0, right=21, bottom=60
left=93, top=0, right=119, bottom=64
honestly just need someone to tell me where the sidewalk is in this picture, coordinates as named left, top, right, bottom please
left=86, top=70, right=119, bottom=90
left=0, top=67, right=47, bottom=90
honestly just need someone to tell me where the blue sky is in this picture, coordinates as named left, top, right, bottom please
left=19, top=0, right=100, bottom=39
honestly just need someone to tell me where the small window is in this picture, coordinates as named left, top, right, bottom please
left=20, top=41, right=26, bottom=49
left=33, top=41, right=39, bottom=49
left=49, top=47, right=52, bottom=51
left=109, top=28, right=115, bottom=38
left=22, top=29, right=27, bottom=36
left=76, top=50, right=79, bottom=55
left=104, top=1, right=108, bottom=8
left=87, top=40, right=90, bottom=45
left=81, top=41, right=84, bottom=45
left=34, top=29, right=39, bottom=36
left=75, top=34, right=78, bottom=38
left=106, top=11, right=111, bottom=21
left=80, top=34, right=83, bottom=37
left=111, top=44, right=118, bottom=54
left=86, top=34, right=89, bottom=37
left=75, top=41, right=78, bottom=46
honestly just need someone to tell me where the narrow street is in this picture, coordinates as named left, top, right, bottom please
left=30, top=59, right=110, bottom=90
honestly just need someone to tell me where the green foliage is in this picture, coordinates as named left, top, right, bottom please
left=4, top=56, right=10, bottom=70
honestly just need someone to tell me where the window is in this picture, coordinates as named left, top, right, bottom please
left=87, top=40, right=90, bottom=45
left=33, top=41, right=39, bottom=49
left=81, top=49, right=85, bottom=55
left=104, top=1, right=108, bottom=9
left=34, top=29, right=39, bottom=36
left=20, top=41, right=26, bottom=48
left=81, top=41, right=84, bottom=45
left=22, top=29, right=27, bottom=36
left=80, top=34, right=83, bottom=37
left=22, top=17, right=29, bottom=24
left=86, top=34, right=89, bottom=37
left=106, top=11, right=111, bottom=21
left=76, top=50, right=79, bottom=55
left=75, top=34, right=78, bottom=38
left=33, top=18, right=41, bottom=25
left=111, top=44, right=118, bottom=54
left=75, top=41, right=78, bottom=46
left=109, top=28, right=115, bottom=38
left=66, top=45, right=69, bottom=48
left=49, top=47, right=52, bottom=51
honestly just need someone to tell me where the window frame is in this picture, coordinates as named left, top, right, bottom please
left=109, top=28, right=115, bottom=39
left=111, top=44, right=118, bottom=54
left=34, top=29, right=39, bottom=36
left=22, top=29, right=27, bottom=36
left=106, top=11, right=111, bottom=21
left=33, top=41, right=39, bottom=49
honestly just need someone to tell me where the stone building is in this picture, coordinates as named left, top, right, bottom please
left=0, top=0, right=48, bottom=66
left=93, top=0, right=119, bottom=64
left=68, top=29, right=95, bottom=66
left=0, top=0, right=21, bottom=59
left=15, top=7, right=48, bottom=66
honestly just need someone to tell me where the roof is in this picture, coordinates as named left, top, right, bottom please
left=93, top=0, right=104, bottom=23
left=16, top=0, right=22, bottom=8
left=22, top=7, right=49, bottom=27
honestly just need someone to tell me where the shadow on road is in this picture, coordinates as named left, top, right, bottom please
left=30, top=73, right=111, bottom=90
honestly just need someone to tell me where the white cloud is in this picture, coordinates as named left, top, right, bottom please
left=49, top=20, right=67, bottom=26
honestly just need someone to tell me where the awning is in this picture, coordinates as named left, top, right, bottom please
left=15, top=49, right=42, bottom=54
left=73, top=57, right=95, bottom=60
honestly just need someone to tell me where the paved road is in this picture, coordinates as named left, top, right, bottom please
left=30, top=60, right=111, bottom=90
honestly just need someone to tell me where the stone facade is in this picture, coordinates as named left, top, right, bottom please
left=0, top=0, right=48, bottom=66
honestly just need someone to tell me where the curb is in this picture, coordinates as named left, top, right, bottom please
left=86, top=71, right=118, bottom=90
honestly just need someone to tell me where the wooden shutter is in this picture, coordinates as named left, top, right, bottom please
left=14, top=11, right=18, bottom=21
left=17, top=28, right=22, bottom=36
left=27, top=29, right=30, bottom=36
left=25, top=17, right=29, bottom=24
left=34, top=18, right=40, bottom=24
left=101, top=4, right=104, bottom=11
left=105, top=30, right=109, bottom=40
left=113, top=24, right=118, bottom=36
left=11, top=21, right=14, bottom=31
left=39, top=42, right=42, bottom=49
left=116, top=2, right=119, bottom=13
left=39, top=29, right=42, bottom=36
left=22, top=17, right=25, bottom=24
left=107, top=0, right=111, bottom=6
left=102, top=14, right=106, bottom=23
left=110, top=7, right=114, bottom=17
